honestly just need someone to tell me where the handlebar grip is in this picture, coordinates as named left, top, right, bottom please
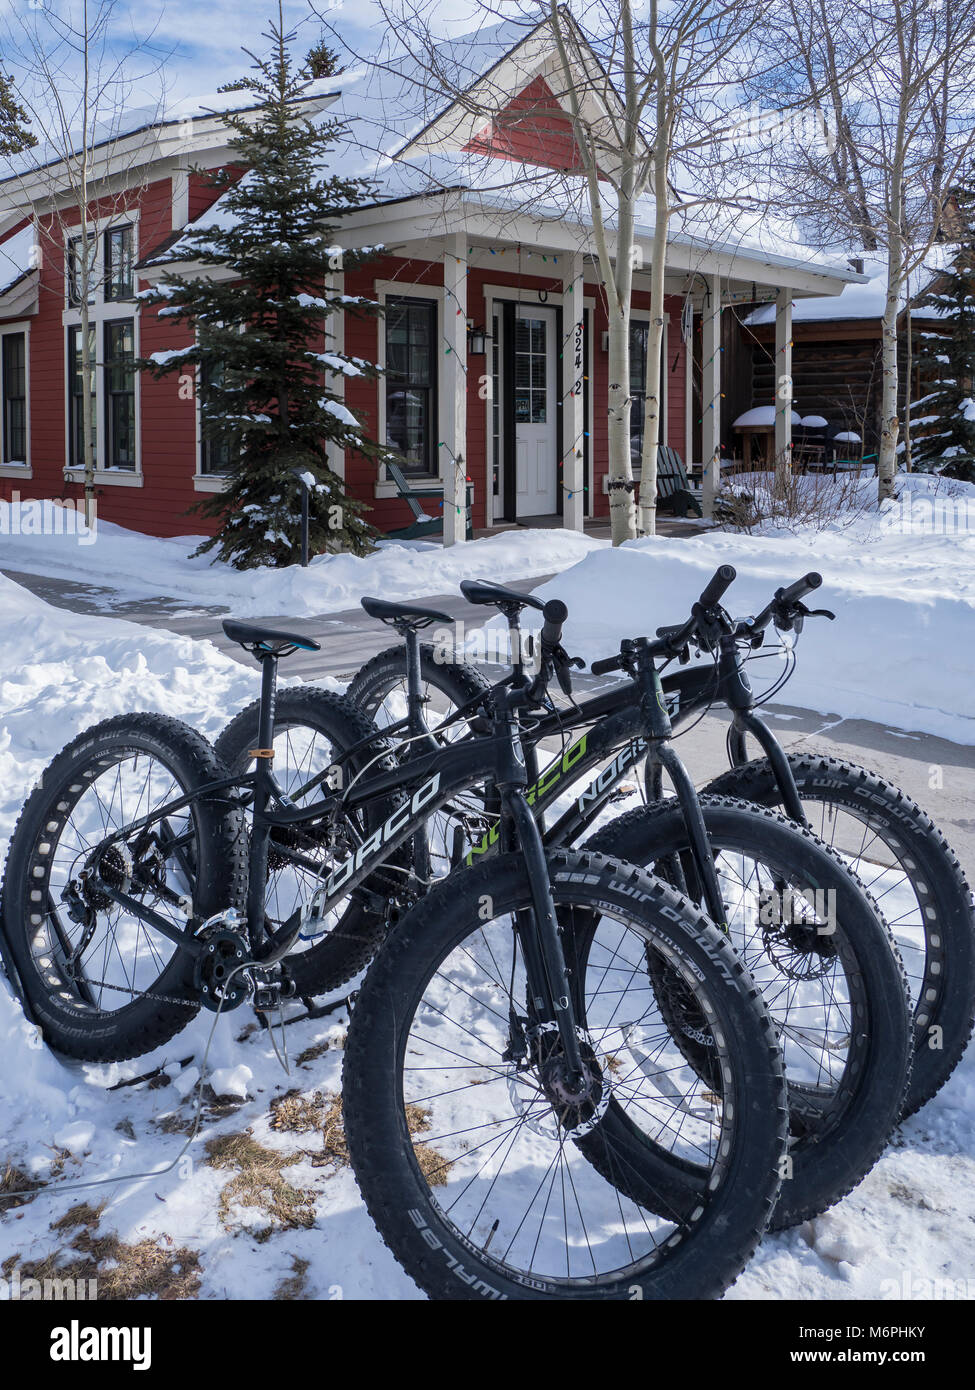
left=540, top=598, right=568, bottom=649
left=698, top=564, right=737, bottom=609
left=778, top=572, right=823, bottom=606
left=591, top=653, right=625, bottom=676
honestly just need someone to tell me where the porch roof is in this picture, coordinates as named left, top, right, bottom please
left=742, top=248, right=956, bottom=326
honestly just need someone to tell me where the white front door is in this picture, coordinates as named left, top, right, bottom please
left=514, top=304, right=557, bottom=516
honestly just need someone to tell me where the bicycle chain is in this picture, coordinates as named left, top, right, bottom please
left=71, top=975, right=198, bottom=1008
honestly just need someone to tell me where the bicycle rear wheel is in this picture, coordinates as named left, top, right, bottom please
left=2, top=714, right=246, bottom=1061
left=583, top=797, right=912, bottom=1229
left=214, top=688, right=403, bottom=997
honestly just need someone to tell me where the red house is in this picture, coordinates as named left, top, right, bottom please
left=0, top=17, right=862, bottom=544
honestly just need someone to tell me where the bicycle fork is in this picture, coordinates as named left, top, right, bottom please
left=495, top=712, right=586, bottom=1084
left=718, top=633, right=808, bottom=827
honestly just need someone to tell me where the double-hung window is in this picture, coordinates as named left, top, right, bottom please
left=629, top=320, right=667, bottom=471
left=67, top=233, right=97, bottom=307
left=199, top=358, right=235, bottom=476
left=105, top=226, right=134, bottom=301
left=1, top=332, right=27, bottom=464
left=64, top=220, right=140, bottom=476
left=104, top=319, right=136, bottom=470
left=385, top=296, right=437, bottom=476
left=68, top=324, right=97, bottom=470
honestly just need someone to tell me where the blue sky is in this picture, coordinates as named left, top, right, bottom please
left=1, top=0, right=496, bottom=118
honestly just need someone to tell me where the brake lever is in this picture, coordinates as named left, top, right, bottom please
left=774, top=602, right=836, bottom=635
left=551, top=647, right=585, bottom=697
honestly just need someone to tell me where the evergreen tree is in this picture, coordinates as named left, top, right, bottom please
left=0, top=70, right=35, bottom=156
left=138, top=7, right=384, bottom=567
left=910, top=198, right=975, bottom=482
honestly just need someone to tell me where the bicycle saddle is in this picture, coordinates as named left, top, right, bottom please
left=459, top=580, right=544, bottom=612
left=222, top=619, right=321, bottom=656
left=360, top=597, right=454, bottom=628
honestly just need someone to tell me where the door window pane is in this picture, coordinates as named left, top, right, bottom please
left=514, top=316, right=547, bottom=424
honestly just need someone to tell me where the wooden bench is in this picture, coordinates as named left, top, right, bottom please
left=385, top=460, right=474, bottom=541
left=656, top=446, right=703, bottom=518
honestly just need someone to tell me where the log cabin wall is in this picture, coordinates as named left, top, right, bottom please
left=740, top=319, right=939, bottom=456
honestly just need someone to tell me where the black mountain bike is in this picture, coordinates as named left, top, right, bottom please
left=339, top=568, right=975, bottom=1123
left=1, top=602, right=790, bottom=1300
left=216, top=573, right=913, bottom=1232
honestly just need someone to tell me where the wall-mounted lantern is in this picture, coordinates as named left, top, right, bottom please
left=467, top=324, right=488, bottom=355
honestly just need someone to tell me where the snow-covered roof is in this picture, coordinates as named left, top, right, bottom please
left=0, top=224, right=38, bottom=294
left=742, top=248, right=956, bottom=326
left=139, top=14, right=864, bottom=292
left=0, top=79, right=341, bottom=188
left=732, top=406, right=801, bottom=428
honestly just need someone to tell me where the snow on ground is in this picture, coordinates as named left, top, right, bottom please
left=516, top=475, right=975, bottom=745
left=0, top=575, right=416, bottom=1299
left=0, top=479, right=974, bottom=1299
left=0, top=507, right=599, bottom=618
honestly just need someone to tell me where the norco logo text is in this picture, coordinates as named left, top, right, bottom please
left=465, top=737, right=589, bottom=864
left=577, top=739, right=646, bottom=811
left=326, top=773, right=442, bottom=894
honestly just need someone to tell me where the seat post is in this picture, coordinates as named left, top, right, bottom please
left=403, top=625, right=425, bottom=739
left=257, top=649, right=279, bottom=752
left=246, top=650, right=279, bottom=952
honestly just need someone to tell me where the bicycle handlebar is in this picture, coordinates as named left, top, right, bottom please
left=590, top=569, right=831, bottom=678
left=698, top=564, right=737, bottom=609
left=590, top=651, right=627, bottom=677
left=745, top=572, right=824, bottom=636
left=540, top=599, right=568, bottom=651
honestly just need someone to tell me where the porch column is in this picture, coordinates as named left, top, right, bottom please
left=701, top=275, right=722, bottom=518
left=684, top=303, right=694, bottom=467
left=774, top=289, right=794, bottom=469
left=324, top=269, right=345, bottom=481
left=442, top=233, right=468, bottom=546
left=562, top=252, right=586, bottom=532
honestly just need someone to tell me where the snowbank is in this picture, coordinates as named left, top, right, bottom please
left=523, top=477, right=975, bottom=744
left=0, top=508, right=599, bottom=618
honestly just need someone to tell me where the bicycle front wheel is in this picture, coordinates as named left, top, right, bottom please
left=344, top=850, right=788, bottom=1300
left=704, top=753, right=975, bottom=1118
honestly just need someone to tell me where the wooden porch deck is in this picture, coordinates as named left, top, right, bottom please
left=473, top=514, right=708, bottom=541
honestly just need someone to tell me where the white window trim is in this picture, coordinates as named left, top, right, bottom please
left=0, top=319, right=32, bottom=478
left=375, top=279, right=445, bottom=498
left=193, top=363, right=229, bottom=493
left=62, top=213, right=142, bottom=486
left=628, top=309, right=670, bottom=479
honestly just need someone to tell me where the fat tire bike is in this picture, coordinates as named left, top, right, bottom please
left=0, top=604, right=790, bottom=1300
left=337, top=568, right=975, bottom=1123
left=217, top=575, right=914, bottom=1231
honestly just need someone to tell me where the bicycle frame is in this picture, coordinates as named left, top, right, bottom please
left=82, top=666, right=588, bottom=1074
left=461, top=634, right=807, bottom=870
